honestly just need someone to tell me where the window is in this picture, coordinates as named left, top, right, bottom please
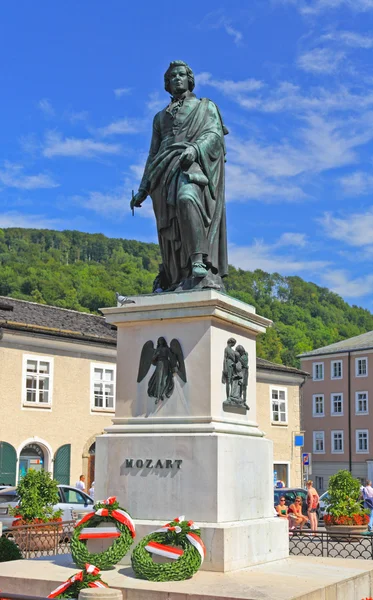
left=62, top=488, right=93, bottom=505
left=356, top=391, right=368, bottom=415
left=91, top=363, right=116, bottom=411
left=356, top=357, right=368, bottom=377
left=331, top=393, right=343, bottom=416
left=23, top=354, right=53, bottom=407
left=356, top=430, right=369, bottom=454
left=312, top=394, right=324, bottom=417
left=273, top=463, right=289, bottom=487
left=271, top=387, right=287, bottom=423
left=315, top=476, right=324, bottom=492
left=313, top=431, right=325, bottom=453
left=313, top=362, right=324, bottom=381
left=331, top=430, right=344, bottom=453
left=331, top=360, right=342, bottom=379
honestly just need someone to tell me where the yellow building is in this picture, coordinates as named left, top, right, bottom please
left=0, top=296, right=307, bottom=490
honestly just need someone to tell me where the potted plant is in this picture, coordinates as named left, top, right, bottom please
left=324, top=470, right=369, bottom=535
left=9, top=469, right=63, bottom=552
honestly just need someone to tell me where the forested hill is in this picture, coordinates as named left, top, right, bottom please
left=1, top=227, right=372, bottom=367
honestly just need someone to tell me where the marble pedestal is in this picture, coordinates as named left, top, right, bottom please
left=97, top=290, right=288, bottom=572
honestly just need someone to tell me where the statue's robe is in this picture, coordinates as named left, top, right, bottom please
left=139, top=91, right=228, bottom=288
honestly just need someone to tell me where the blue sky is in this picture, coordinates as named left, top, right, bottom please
left=2, top=1, right=373, bottom=307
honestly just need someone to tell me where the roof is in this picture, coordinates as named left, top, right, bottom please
left=0, top=297, right=308, bottom=376
left=298, top=330, right=373, bottom=358
left=256, top=357, right=309, bottom=377
left=0, top=296, right=116, bottom=345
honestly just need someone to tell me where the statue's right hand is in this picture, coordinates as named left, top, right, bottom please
left=130, top=190, right=147, bottom=209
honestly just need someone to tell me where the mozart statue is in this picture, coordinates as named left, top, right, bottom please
left=130, top=60, right=228, bottom=292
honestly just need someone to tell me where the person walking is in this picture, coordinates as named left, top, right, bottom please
left=361, top=480, right=373, bottom=532
left=306, top=480, right=319, bottom=531
left=75, top=474, right=86, bottom=492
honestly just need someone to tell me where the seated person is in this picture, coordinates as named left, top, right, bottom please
left=275, top=496, right=288, bottom=518
left=288, top=496, right=308, bottom=530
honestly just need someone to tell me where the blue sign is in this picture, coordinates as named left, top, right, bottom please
left=302, top=453, right=310, bottom=466
left=295, top=435, right=304, bottom=447
left=273, top=470, right=277, bottom=485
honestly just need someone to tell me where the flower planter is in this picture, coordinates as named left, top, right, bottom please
left=12, top=523, right=62, bottom=553
left=325, top=524, right=368, bottom=538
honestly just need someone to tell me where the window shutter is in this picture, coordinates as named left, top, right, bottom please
left=53, top=444, right=71, bottom=485
left=0, top=442, right=17, bottom=485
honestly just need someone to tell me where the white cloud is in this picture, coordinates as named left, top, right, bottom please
left=321, top=269, right=373, bottom=297
left=322, top=30, right=373, bottom=48
left=0, top=162, right=59, bottom=190
left=43, top=131, right=121, bottom=158
left=97, top=118, right=145, bottom=137
left=195, top=71, right=263, bottom=95
left=0, top=211, right=62, bottom=229
left=297, top=48, right=345, bottom=73
left=340, top=171, right=373, bottom=195
left=320, top=208, right=373, bottom=246
left=114, top=88, right=132, bottom=98
left=226, top=164, right=306, bottom=203
left=280, top=0, right=373, bottom=14
left=229, top=239, right=328, bottom=273
left=198, top=10, right=244, bottom=46
left=147, top=92, right=166, bottom=112
left=38, top=98, right=55, bottom=117
left=276, top=232, right=308, bottom=247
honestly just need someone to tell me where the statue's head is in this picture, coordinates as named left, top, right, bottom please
left=164, top=60, right=195, bottom=95
left=227, top=337, right=236, bottom=347
left=157, top=336, right=167, bottom=347
left=236, top=345, right=245, bottom=355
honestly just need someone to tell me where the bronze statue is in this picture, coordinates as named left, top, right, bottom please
left=137, top=337, right=186, bottom=404
left=222, top=338, right=249, bottom=411
left=130, top=60, right=228, bottom=292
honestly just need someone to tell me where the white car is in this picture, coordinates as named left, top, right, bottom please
left=318, top=491, right=329, bottom=520
left=0, top=485, right=94, bottom=529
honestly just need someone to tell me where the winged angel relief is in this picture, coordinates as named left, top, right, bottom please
left=137, top=337, right=187, bottom=404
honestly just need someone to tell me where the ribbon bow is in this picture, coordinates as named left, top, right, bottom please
left=147, top=516, right=206, bottom=564
left=75, top=496, right=136, bottom=538
left=48, top=564, right=104, bottom=598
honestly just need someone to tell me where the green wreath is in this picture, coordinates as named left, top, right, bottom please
left=48, top=564, right=108, bottom=598
left=131, top=518, right=204, bottom=581
left=71, top=498, right=135, bottom=570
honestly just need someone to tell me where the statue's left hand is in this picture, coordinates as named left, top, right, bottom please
left=180, top=147, right=197, bottom=171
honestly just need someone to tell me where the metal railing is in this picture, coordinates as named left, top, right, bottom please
left=2, top=520, right=75, bottom=559
left=289, top=529, right=373, bottom=560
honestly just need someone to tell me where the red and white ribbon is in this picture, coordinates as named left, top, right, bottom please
left=79, top=527, right=121, bottom=540
left=145, top=540, right=184, bottom=560
left=48, top=564, right=105, bottom=598
left=186, top=532, right=206, bottom=564
left=75, top=497, right=136, bottom=538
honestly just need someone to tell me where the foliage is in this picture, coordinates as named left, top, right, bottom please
left=1, top=227, right=373, bottom=367
left=325, top=469, right=367, bottom=524
left=0, top=536, right=22, bottom=561
left=131, top=518, right=203, bottom=581
left=10, top=469, right=62, bottom=523
left=71, top=498, right=135, bottom=570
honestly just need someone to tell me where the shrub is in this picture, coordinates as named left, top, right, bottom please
left=325, top=469, right=368, bottom=525
left=9, top=469, right=62, bottom=524
left=0, top=536, right=22, bottom=561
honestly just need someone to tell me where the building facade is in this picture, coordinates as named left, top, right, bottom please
left=0, top=296, right=306, bottom=490
left=0, top=297, right=116, bottom=488
left=300, top=331, right=373, bottom=493
left=257, top=358, right=308, bottom=488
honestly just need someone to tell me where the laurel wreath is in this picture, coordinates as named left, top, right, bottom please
left=50, top=572, right=108, bottom=599
left=131, top=519, right=203, bottom=581
left=71, top=500, right=134, bottom=570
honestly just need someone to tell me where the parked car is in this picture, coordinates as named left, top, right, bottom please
left=318, top=492, right=329, bottom=520
left=0, top=485, right=94, bottom=529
